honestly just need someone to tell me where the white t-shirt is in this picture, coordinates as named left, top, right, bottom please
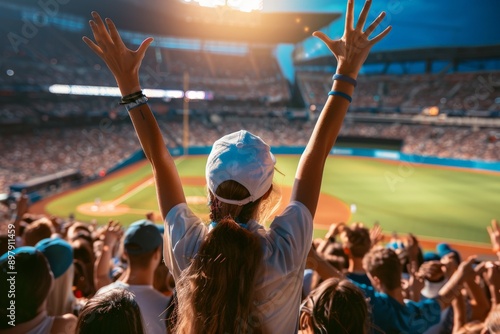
left=164, top=201, right=313, bottom=334
left=97, top=281, right=170, bottom=334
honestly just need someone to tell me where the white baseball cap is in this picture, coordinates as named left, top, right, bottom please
left=206, top=130, right=275, bottom=206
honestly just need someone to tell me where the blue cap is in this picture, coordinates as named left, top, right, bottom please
left=436, top=243, right=461, bottom=264
left=124, top=220, right=163, bottom=255
left=0, top=246, right=38, bottom=263
left=35, top=237, right=74, bottom=279
left=386, top=240, right=404, bottom=250
left=423, top=252, right=441, bottom=262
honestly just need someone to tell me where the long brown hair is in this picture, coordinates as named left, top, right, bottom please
left=175, top=218, right=263, bottom=333
left=174, top=180, right=267, bottom=333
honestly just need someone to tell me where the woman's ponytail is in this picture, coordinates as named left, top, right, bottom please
left=174, top=218, right=264, bottom=334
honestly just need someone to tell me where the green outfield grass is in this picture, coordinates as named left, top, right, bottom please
left=45, top=155, right=500, bottom=244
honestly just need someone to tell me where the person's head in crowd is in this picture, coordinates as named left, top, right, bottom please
left=299, top=277, right=370, bottom=334
left=22, top=217, right=55, bottom=246
left=397, top=247, right=424, bottom=276
left=322, top=242, right=348, bottom=270
left=437, top=243, right=461, bottom=265
left=175, top=217, right=264, bottom=334
left=363, top=246, right=402, bottom=292
left=387, top=234, right=424, bottom=277
left=340, top=222, right=371, bottom=259
left=0, top=247, right=53, bottom=329
left=123, top=219, right=163, bottom=271
left=76, top=289, right=145, bottom=334
left=205, top=131, right=281, bottom=227
left=71, top=235, right=96, bottom=298
left=36, top=237, right=75, bottom=316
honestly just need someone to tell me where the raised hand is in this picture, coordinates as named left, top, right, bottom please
left=477, top=261, right=500, bottom=288
left=313, top=0, right=391, bottom=78
left=82, top=12, right=153, bottom=95
left=369, top=221, right=384, bottom=247
left=456, top=256, right=478, bottom=283
left=407, top=268, right=425, bottom=302
left=441, top=252, right=459, bottom=279
left=101, top=220, right=123, bottom=247
left=487, top=219, right=500, bottom=253
left=325, top=222, right=346, bottom=240
left=405, top=233, right=421, bottom=261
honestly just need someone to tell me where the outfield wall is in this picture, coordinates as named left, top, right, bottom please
left=108, top=146, right=500, bottom=175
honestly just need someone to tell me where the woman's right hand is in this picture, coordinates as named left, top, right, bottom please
left=82, top=12, right=153, bottom=95
left=313, top=0, right=391, bottom=78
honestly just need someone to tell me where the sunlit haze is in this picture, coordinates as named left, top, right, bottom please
left=182, top=0, right=263, bottom=12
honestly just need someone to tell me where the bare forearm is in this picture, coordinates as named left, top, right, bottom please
left=438, top=275, right=462, bottom=309
left=465, top=280, right=490, bottom=321
left=312, top=255, right=343, bottom=280
left=292, top=80, right=354, bottom=216
left=128, top=103, right=185, bottom=217
left=94, top=244, right=113, bottom=290
left=128, top=103, right=167, bottom=162
left=451, top=294, right=467, bottom=333
left=489, top=284, right=500, bottom=307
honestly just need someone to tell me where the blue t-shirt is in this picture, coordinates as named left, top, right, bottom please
left=355, top=283, right=441, bottom=334
left=346, top=272, right=372, bottom=287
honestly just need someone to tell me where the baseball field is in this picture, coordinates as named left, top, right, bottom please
left=34, top=155, right=500, bottom=257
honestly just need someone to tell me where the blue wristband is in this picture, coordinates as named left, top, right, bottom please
left=332, top=74, right=357, bottom=87
left=328, top=90, right=352, bottom=103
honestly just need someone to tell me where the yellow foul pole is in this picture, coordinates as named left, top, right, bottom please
left=183, top=71, right=189, bottom=155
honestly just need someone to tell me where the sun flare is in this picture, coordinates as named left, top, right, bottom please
left=182, top=0, right=263, bottom=12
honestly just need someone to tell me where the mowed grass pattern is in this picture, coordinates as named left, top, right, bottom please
left=45, top=155, right=500, bottom=244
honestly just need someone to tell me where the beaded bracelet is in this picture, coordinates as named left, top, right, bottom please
left=328, top=90, right=352, bottom=103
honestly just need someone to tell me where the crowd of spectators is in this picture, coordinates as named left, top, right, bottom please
left=2, top=116, right=500, bottom=193
left=341, top=122, right=500, bottom=162
left=297, top=71, right=500, bottom=114
left=0, top=123, right=142, bottom=193
left=0, top=195, right=173, bottom=333
left=1, top=191, right=499, bottom=333
left=0, top=24, right=290, bottom=123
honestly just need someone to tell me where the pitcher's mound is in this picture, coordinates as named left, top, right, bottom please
left=77, top=202, right=130, bottom=216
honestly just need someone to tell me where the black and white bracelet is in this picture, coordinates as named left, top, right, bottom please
left=123, top=95, right=149, bottom=112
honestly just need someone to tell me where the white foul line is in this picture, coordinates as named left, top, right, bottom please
left=110, top=156, right=187, bottom=207
left=111, top=177, right=155, bottom=206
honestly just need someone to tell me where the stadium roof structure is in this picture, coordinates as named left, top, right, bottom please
left=18, top=0, right=341, bottom=44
